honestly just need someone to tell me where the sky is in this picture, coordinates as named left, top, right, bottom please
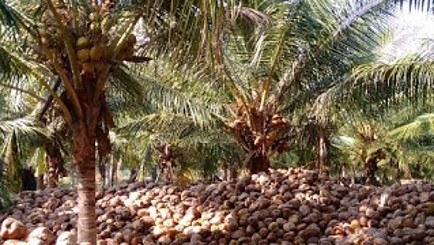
left=381, top=8, right=434, bottom=61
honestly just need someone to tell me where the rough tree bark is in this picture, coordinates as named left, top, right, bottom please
left=158, top=144, right=175, bottom=183
left=98, top=155, right=107, bottom=192
left=128, top=165, right=139, bottom=183
left=113, top=158, right=120, bottom=186
left=365, top=158, right=378, bottom=185
left=161, top=161, right=174, bottom=183
left=248, top=151, right=270, bottom=174
left=316, top=130, right=327, bottom=174
left=73, top=122, right=97, bottom=244
left=364, top=149, right=385, bottom=186
left=45, top=143, right=64, bottom=188
left=223, top=162, right=239, bottom=181
left=36, top=171, right=44, bottom=190
left=392, top=158, right=400, bottom=184
left=404, top=162, right=412, bottom=179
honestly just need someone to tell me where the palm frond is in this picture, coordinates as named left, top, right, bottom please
left=389, top=113, right=434, bottom=140
left=0, top=116, right=45, bottom=140
left=120, top=66, right=224, bottom=125
left=0, top=0, right=17, bottom=27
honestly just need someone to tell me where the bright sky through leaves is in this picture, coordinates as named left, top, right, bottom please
left=380, top=8, right=434, bottom=62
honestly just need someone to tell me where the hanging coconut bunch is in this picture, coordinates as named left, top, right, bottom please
left=226, top=99, right=291, bottom=155
left=271, top=113, right=289, bottom=128
left=74, top=3, right=111, bottom=76
left=34, top=0, right=142, bottom=78
left=156, top=143, right=181, bottom=183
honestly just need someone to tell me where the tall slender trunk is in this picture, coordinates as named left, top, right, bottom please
left=98, top=155, right=106, bottom=192
left=223, top=162, right=229, bottom=181
left=73, top=124, right=97, bottom=244
left=365, top=159, right=378, bottom=185
left=106, top=156, right=113, bottom=187
left=365, top=151, right=382, bottom=186
left=404, top=162, right=412, bottom=179
left=316, top=130, right=327, bottom=173
left=392, top=158, right=400, bottom=184
left=111, top=158, right=118, bottom=186
left=161, top=160, right=174, bottom=183
left=36, top=167, right=44, bottom=190
left=36, top=172, right=44, bottom=190
left=128, top=165, right=139, bottom=183
left=229, top=164, right=238, bottom=181
left=45, top=144, right=63, bottom=188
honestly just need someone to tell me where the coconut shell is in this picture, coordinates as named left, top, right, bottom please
left=77, top=49, right=90, bottom=62
left=76, top=37, right=90, bottom=49
left=89, top=12, right=98, bottom=22
left=90, top=45, right=104, bottom=61
left=4, top=168, right=434, bottom=244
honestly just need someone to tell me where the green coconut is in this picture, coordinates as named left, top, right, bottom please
left=76, top=37, right=90, bottom=49
left=89, top=12, right=99, bottom=22
left=90, top=45, right=104, bottom=61
left=77, top=49, right=90, bottom=62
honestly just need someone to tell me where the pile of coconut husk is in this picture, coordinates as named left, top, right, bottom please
left=1, top=168, right=434, bottom=245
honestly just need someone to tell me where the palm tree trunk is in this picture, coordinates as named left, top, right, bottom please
left=36, top=166, right=44, bottom=190
left=160, top=161, right=173, bottom=183
left=316, top=130, right=327, bottom=173
left=223, top=162, right=230, bottom=181
left=248, top=151, right=270, bottom=174
left=365, top=157, right=379, bottom=186
left=73, top=124, right=97, bottom=244
left=98, top=155, right=106, bottom=191
left=392, top=158, right=400, bottom=183
left=36, top=173, right=44, bottom=190
left=106, top=156, right=113, bottom=187
left=229, top=164, right=238, bottom=181
left=128, top=164, right=139, bottom=183
left=404, top=162, right=412, bottom=179
left=111, top=158, right=118, bottom=186
left=45, top=144, right=63, bottom=188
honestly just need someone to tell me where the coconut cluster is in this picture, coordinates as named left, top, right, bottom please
left=36, top=0, right=137, bottom=76
left=1, top=168, right=434, bottom=245
left=76, top=36, right=107, bottom=75
left=228, top=109, right=291, bottom=153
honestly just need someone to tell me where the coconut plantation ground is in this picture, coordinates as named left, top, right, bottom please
left=1, top=169, right=434, bottom=244
left=1, top=0, right=434, bottom=244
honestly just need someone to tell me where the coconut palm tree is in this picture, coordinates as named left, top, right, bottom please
left=0, top=0, right=430, bottom=243
left=205, top=0, right=396, bottom=174
left=0, top=0, right=269, bottom=243
left=332, top=100, right=434, bottom=185
left=0, top=87, right=48, bottom=190
left=113, top=0, right=412, bottom=177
